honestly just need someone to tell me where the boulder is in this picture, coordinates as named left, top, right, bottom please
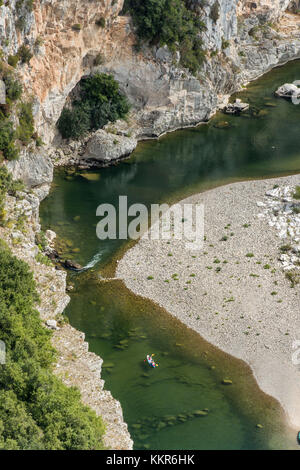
left=222, top=379, right=233, bottom=385
left=45, top=229, right=56, bottom=245
left=155, top=45, right=173, bottom=63
left=62, top=259, right=83, bottom=271
left=83, top=130, right=137, bottom=164
left=0, top=80, right=6, bottom=105
left=6, top=149, right=53, bottom=190
left=46, top=319, right=59, bottom=330
left=275, top=83, right=300, bottom=100
left=224, top=99, right=249, bottom=114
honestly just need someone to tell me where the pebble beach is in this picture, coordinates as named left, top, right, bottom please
left=117, top=174, right=300, bottom=429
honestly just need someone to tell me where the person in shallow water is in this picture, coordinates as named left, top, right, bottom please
left=146, top=354, right=158, bottom=368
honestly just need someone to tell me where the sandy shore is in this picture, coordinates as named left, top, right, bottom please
left=117, top=174, right=300, bottom=429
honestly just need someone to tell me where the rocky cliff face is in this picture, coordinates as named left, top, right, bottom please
left=2, top=0, right=300, bottom=159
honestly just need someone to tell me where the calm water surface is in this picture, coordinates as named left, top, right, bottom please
left=41, top=60, right=300, bottom=450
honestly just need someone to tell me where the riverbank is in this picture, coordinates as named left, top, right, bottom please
left=0, top=190, right=133, bottom=450
left=117, top=174, right=300, bottom=429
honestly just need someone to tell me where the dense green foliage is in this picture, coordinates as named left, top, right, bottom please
left=0, top=59, right=38, bottom=159
left=0, top=225, right=105, bottom=449
left=210, top=1, right=220, bottom=23
left=57, top=73, right=130, bottom=139
left=4, top=75, right=23, bottom=102
left=16, top=101, right=35, bottom=144
left=123, top=0, right=206, bottom=73
left=0, top=120, right=19, bottom=161
left=57, top=105, right=90, bottom=140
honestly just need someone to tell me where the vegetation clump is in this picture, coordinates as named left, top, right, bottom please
left=16, top=101, right=35, bottom=144
left=293, top=186, right=300, bottom=200
left=0, top=120, right=19, bottom=161
left=0, top=239, right=106, bottom=449
left=210, top=1, right=220, bottom=23
left=123, top=0, right=206, bottom=74
left=57, top=73, right=130, bottom=140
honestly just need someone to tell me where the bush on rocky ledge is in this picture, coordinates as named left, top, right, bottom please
left=123, top=0, right=206, bottom=74
left=57, top=73, right=130, bottom=140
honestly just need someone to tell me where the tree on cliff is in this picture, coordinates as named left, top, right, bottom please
left=57, top=74, right=130, bottom=140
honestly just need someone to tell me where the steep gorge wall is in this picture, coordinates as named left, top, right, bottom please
left=0, top=0, right=125, bottom=142
left=2, top=0, right=300, bottom=155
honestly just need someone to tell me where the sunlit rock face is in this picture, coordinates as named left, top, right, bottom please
left=0, top=0, right=126, bottom=142
left=1, top=0, right=300, bottom=157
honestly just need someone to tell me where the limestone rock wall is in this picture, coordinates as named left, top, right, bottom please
left=2, top=0, right=300, bottom=150
left=0, top=0, right=125, bottom=143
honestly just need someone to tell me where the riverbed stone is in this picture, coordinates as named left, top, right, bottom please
left=275, top=83, right=300, bottom=100
left=222, top=379, right=233, bottom=385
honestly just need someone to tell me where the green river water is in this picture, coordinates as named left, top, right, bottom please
left=41, top=60, right=300, bottom=450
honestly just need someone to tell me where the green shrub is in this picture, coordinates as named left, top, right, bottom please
left=57, top=73, right=130, bottom=139
left=16, top=101, right=35, bottom=144
left=4, top=76, right=23, bottom=102
left=210, top=1, right=220, bottom=23
left=72, top=24, right=82, bottom=31
left=35, top=231, right=47, bottom=250
left=285, top=270, right=300, bottom=288
left=94, top=53, right=105, bottom=66
left=222, top=38, right=230, bottom=49
left=0, top=244, right=106, bottom=450
left=57, top=104, right=91, bottom=140
left=123, top=0, right=206, bottom=74
left=0, top=120, right=19, bottom=160
left=0, top=166, right=23, bottom=195
left=16, top=16, right=26, bottom=31
left=17, top=45, right=33, bottom=64
left=7, top=55, right=19, bottom=68
left=95, top=17, right=106, bottom=28
left=35, top=252, right=52, bottom=266
left=293, top=186, right=300, bottom=200
left=81, top=73, right=130, bottom=128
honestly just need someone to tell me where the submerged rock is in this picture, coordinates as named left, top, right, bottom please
left=193, top=410, right=209, bottom=417
left=80, top=172, right=101, bottom=181
left=214, top=121, right=231, bottom=129
left=222, top=379, right=233, bottom=385
left=62, top=259, right=83, bottom=271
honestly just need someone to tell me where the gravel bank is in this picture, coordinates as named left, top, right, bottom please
left=117, top=174, right=300, bottom=429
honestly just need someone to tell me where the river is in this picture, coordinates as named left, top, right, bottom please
left=40, top=60, right=300, bottom=450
